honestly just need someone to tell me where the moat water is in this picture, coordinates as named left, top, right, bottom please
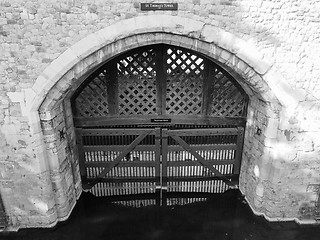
left=1, top=190, right=320, bottom=240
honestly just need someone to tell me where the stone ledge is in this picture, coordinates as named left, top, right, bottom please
left=244, top=193, right=320, bottom=225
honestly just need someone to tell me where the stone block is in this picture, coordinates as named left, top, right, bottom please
left=264, top=118, right=279, bottom=139
left=218, top=49, right=233, bottom=63
left=200, top=24, right=222, bottom=44
left=69, top=32, right=106, bottom=60
left=49, top=48, right=80, bottom=77
left=236, top=41, right=272, bottom=75
left=7, top=92, right=24, bottom=103
left=47, top=150, right=61, bottom=170
left=33, top=145, right=49, bottom=172
left=263, top=69, right=302, bottom=108
left=135, top=33, right=159, bottom=46
left=38, top=213, right=58, bottom=227
left=97, top=17, right=140, bottom=43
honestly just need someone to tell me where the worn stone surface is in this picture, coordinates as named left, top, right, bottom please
left=0, top=0, right=319, bottom=230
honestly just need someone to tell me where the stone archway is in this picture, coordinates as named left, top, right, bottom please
left=26, top=15, right=302, bottom=226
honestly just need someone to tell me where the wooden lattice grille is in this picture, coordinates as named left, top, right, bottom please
left=74, top=69, right=110, bottom=117
left=165, top=47, right=204, bottom=115
left=117, top=48, right=157, bottom=116
left=207, top=69, right=247, bottom=117
left=72, top=44, right=248, bottom=123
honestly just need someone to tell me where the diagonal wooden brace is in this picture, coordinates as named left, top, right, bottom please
left=84, top=130, right=152, bottom=189
left=169, top=132, right=236, bottom=187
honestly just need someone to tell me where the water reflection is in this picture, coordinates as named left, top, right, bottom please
left=1, top=190, right=320, bottom=240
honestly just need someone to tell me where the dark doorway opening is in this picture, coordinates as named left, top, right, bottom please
left=72, top=44, right=248, bottom=196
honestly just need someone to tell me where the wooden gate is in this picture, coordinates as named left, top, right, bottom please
left=72, top=44, right=248, bottom=197
left=76, top=125, right=244, bottom=196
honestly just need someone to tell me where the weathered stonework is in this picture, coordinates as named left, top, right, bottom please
left=0, top=0, right=319, bottom=231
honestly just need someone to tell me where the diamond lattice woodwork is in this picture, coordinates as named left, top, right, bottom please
left=208, top=69, right=247, bottom=117
left=117, top=48, right=157, bottom=116
left=165, top=47, right=204, bottom=115
left=72, top=44, right=248, bottom=123
left=74, top=69, right=110, bottom=117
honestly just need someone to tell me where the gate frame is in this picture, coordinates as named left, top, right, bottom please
left=77, top=126, right=245, bottom=194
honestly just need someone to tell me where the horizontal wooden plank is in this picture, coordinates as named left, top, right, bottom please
left=85, top=161, right=156, bottom=167
left=84, top=176, right=237, bottom=184
left=83, top=145, right=156, bottom=151
left=85, top=160, right=234, bottom=168
left=165, top=175, right=234, bottom=182
left=82, top=143, right=236, bottom=151
left=166, top=160, right=235, bottom=166
left=78, top=128, right=155, bottom=136
left=74, top=115, right=246, bottom=127
left=167, top=144, right=237, bottom=151
left=167, top=128, right=238, bottom=136
left=87, top=177, right=157, bottom=183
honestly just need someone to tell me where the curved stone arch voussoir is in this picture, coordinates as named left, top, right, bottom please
left=30, top=15, right=302, bottom=116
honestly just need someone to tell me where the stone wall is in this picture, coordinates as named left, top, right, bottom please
left=0, top=0, right=319, bottom=230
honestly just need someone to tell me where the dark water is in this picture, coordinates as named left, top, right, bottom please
left=1, top=190, right=320, bottom=240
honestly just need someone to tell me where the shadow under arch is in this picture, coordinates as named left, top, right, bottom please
left=26, top=15, right=302, bottom=225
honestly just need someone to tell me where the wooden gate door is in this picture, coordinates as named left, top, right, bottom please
left=76, top=125, right=244, bottom=196
left=77, top=127, right=162, bottom=195
left=72, top=44, right=249, bottom=197
left=161, top=127, right=244, bottom=193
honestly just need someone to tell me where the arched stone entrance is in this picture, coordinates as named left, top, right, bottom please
left=72, top=43, right=249, bottom=196
left=26, top=15, right=302, bottom=226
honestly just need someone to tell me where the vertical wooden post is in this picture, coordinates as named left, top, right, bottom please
left=234, top=127, right=244, bottom=175
left=161, top=128, right=168, bottom=191
left=155, top=45, right=167, bottom=115
left=154, top=128, right=161, bottom=189
left=202, top=60, right=215, bottom=115
left=76, top=128, right=86, bottom=179
left=161, top=128, right=168, bottom=206
left=107, top=59, right=119, bottom=115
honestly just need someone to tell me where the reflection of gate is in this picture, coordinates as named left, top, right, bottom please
left=76, top=125, right=244, bottom=196
left=72, top=44, right=248, bottom=196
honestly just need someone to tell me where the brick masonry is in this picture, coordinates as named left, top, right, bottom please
left=0, top=0, right=319, bottom=230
